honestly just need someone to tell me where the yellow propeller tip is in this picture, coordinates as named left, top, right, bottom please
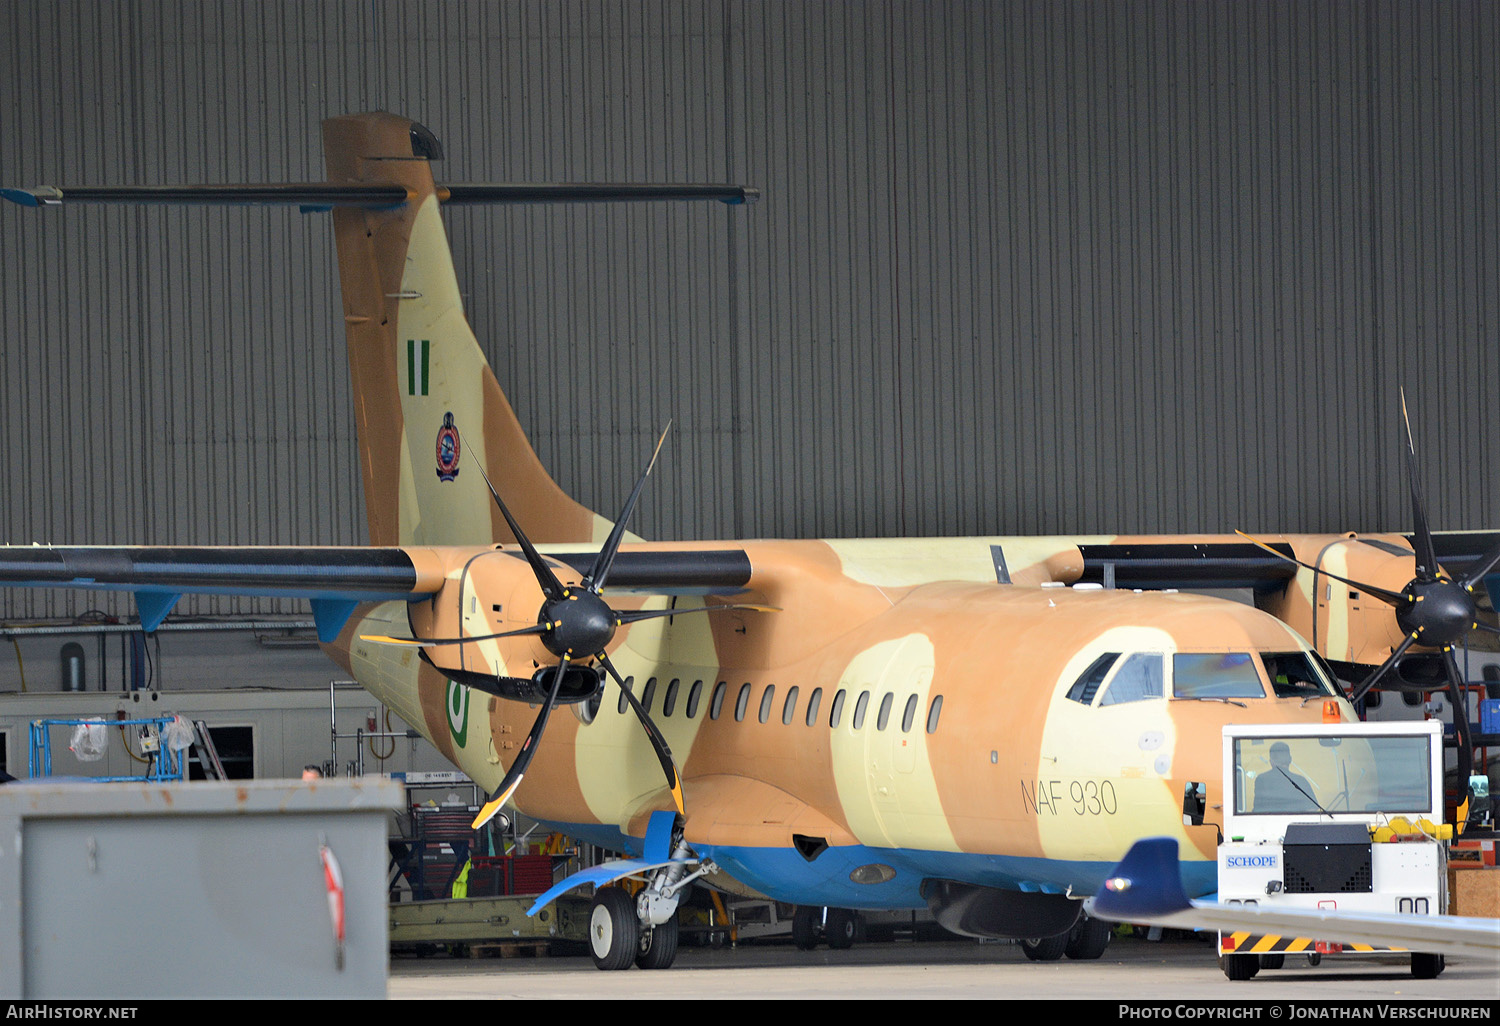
left=358, top=634, right=418, bottom=646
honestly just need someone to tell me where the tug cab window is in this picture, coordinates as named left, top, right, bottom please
left=1173, top=653, right=1264, bottom=700
left=1098, top=653, right=1164, bottom=705
left=1234, top=732, right=1432, bottom=816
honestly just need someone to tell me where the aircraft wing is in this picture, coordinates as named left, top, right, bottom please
left=0, top=545, right=441, bottom=641
left=0, top=544, right=754, bottom=641
left=1076, top=531, right=1500, bottom=594
left=1089, top=838, right=1500, bottom=960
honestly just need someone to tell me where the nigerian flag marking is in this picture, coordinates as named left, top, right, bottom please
left=407, top=339, right=430, bottom=396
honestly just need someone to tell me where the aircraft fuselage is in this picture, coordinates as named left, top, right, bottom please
left=325, top=536, right=1352, bottom=913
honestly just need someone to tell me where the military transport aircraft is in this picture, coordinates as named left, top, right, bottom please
left=3, top=112, right=1497, bottom=971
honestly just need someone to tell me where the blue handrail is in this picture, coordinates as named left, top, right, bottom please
left=28, top=717, right=187, bottom=782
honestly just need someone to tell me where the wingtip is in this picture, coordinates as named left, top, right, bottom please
left=1090, top=837, right=1193, bottom=921
left=1, top=186, right=59, bottom=207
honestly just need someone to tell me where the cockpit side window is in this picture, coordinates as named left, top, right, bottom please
left=1261, top=651, right=1339, bottom=699
left=1099, top=653, right=1164, bottom=705
left=1065, top=653, right=1120, bottom=704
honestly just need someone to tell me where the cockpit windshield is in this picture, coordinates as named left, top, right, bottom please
left=1064, top=648, right=1343, bottom=707
left=1172, top=652, right=1264, bottom=699
left=1232, top=733, right=1434, bottom=816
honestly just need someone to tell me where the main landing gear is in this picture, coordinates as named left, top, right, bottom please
left=589, top=885, right=685, bottom=971
left=791, top=906, right=860, bottom=950
left=1020, top=912, right=1114, bottom=961
left=587, top=823, right=709, bottom=971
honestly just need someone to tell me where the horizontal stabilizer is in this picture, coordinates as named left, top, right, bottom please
left=1090, top=838, right=1500, bottom=960
left=4, top=182, right=759, bottom=210
left=439, top=183, right=759, bottom=205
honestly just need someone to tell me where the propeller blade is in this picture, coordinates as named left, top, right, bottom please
left=1347, top=632, right=1421, bottom=704
left=457, top=428, right=568, bottom=601
left=1439, top=647, right=1475, bottom=831
left=470, top=655, right=570, bottom=830
left=359, top=624, right=547, bottom=647
left=1233, top=531, right=1407, bottom=607
left=598, top=651, right=685, bottom=816
left=1459, top=537, right=1500, bottom=591
left=584, top=421, right=672, bottom=594
left=612, top=602, right=781, bottom=626
left=1399, top=389, right=1441, bottom=582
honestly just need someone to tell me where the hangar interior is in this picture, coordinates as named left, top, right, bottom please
left=0, top=0, right=1497, bottom=984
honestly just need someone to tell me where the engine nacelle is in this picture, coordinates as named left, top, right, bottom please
left=921, top=879, right=1081, bottom=940
left=1255, top=534, right=1411, bottom=667
left=422, top=655, right=603, bottom=705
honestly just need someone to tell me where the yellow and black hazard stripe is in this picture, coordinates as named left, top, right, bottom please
left=1220, top=932, right=1404, bottom=954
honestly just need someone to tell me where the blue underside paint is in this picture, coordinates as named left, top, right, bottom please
left=538, top=818, right=1218, bottom=912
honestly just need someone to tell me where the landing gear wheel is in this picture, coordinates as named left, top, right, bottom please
left=1221, top=953, right=1260, bottom=980
left=1020, top=933, right=1069, bottom=961
left=825, top=908, right=857, bottom=950
left=1064, top=915, right=1113, bottom=960
left=636, top=910, right=680, bottom=970
left=1411, top=952, right=1445, bottom=979
left=791, top=906, right=820, bottom=950
left=589, top=887, right=639, bottom=971
left=1259, top=953, right=1284, bottom=970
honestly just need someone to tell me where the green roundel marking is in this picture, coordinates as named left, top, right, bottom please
left=447, top=682, right=468, bottom=748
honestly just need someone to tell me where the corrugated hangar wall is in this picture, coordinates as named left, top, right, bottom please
left=0, top=0, right=1496, bottom=619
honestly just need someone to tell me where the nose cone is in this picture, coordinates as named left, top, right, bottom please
left=540, top=590, right=617, bottom=657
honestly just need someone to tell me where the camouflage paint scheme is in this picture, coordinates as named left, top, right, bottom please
left=3, top=113, right=1478, bottom=925
left=313, top=114, right=1360, bottom=911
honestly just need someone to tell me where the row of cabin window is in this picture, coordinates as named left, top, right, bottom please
left=617, top=677, right=944, bottom=734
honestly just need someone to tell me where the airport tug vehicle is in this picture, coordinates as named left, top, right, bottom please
left=1209, top=718, right=1451, bottom=980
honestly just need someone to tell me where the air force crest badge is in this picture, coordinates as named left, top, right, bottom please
left=436, top=412, right=461, bottom=482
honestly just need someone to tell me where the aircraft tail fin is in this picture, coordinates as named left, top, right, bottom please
left=321, top=113, right=757, bottom=547
left=320, top=112, right=599, bottom=547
